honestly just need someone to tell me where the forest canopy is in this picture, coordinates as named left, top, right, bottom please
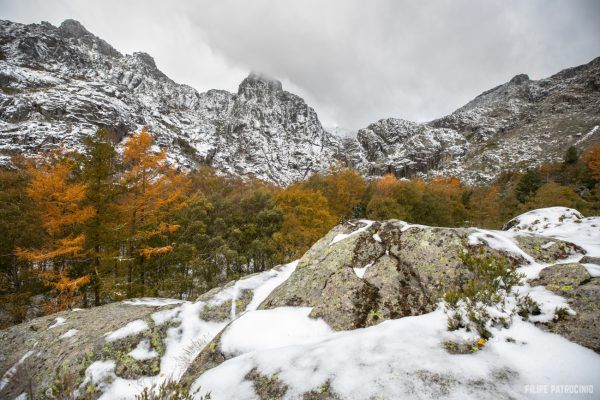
left=0, top=131, right=598, bottom=328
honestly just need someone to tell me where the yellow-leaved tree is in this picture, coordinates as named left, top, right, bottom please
left=274, top=184, right=336, bottom=260
left=119, top=128, right=191, bottom=296
left=583, top=143, right=600, bottom=181
left=16, top=155, right=95, bottom=312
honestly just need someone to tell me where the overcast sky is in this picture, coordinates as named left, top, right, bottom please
left=1, top=0, right=599, bottom=130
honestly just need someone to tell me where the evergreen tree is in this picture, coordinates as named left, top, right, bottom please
left=515, top=170, right=543, bottom=203
left=79, top=130, right=121, bottom=305
left=564, top=146, right=579, bottom=165
left=0, top=163, right=43, bottom=325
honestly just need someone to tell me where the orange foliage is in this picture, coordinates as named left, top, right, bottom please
left=275, top=185, right=337, bottom=260
left=582, top=143, right=600, bottom=181
left=375, top=173, right=399, bottom=194
left=21, top=160, right=95, bottom=242
left=40, top=269, right=90, bottom=312
left=120, top=128, right=191, bottom=260
left=15, top=156, right=94, bottom=311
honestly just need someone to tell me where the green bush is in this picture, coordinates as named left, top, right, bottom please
left=443, top=252, right=524, bottom=338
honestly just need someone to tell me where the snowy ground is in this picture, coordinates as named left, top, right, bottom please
left=190, top=208, right=600, bottom=399
left=18, top=207, right=597, bottom=399
left=76, top=262, right=298, bottom=399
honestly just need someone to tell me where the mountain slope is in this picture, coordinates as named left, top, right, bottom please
left=0, top=19, right=339, bottom=185
left=354, top=58, right=600, bottom=183
left=0, top=18, right=599, bottom=185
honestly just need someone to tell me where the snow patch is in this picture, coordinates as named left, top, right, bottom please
left=60, top=329, right=79, bottom=339
left=123, top=298, right=187, bottom=307
left=220, top=307, right=333, bottom=356
left=128, top=339, right=158, bottom=361
left=48, top=317, right=66, bottom=329
left=151, top=308, right=180, bottom=326
left=506, top=207, right=600, bottom=256
left=105, top=320, right=149, bottom=342
left=353, top=262, right=374, bottom=279
left=330, top=220, right=374, bottom=245
left=582, top=263, right=600, bottom=278
left=468, top=229, right=535, bottom=264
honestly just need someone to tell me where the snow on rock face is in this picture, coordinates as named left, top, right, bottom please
left=82, top=263, right=297, bottom=399
left=60, top=329, right=79, bottom=339
left=128, top=339, right=158, bottom=361
left=104, top=319, right=149, bottom=342
left=2, top=19, right=598, bottom=186
left=504, top=207, right=600, bottom=256
left=504, top=207, right=585, bottom=232
left=0, top=19, right=340, bottom=186
left=192, top=308, right=600, bottom=400
left=220, top=307, right=333, bottom=355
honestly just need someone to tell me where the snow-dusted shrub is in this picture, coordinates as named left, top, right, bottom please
left=443, top=252, right=524, bottom=338
left=134, top=380, right=211, bottom=400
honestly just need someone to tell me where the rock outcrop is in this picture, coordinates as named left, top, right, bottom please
left=258, top=220, right=584, bottom=332
left=531, top=263, right=599, bottom=352
left=1, top=208, right=598, bottom=399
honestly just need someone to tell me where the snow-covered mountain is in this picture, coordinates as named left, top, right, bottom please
left=1, top=19, right=599, bottom=185
left=0, top=19, right=339, bottom=185
left=353, top=60, right=600, bottom=183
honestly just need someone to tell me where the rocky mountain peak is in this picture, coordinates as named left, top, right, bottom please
left=237, top=72, right=283, bottom=97
left=132, top=51, right=158, bottom=69
left=58, top=19, right=90, bottom=38
left=57, top=19, right=121, bottom=58
left=509, top=73, right=530, bottom=85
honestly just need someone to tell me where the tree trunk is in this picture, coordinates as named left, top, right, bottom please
left=93, top=245, right=101, bottom=306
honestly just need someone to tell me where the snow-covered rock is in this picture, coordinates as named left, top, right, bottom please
left=3, top=208, right=598, bottom=399
left=504, top=207, right=600, bottom=257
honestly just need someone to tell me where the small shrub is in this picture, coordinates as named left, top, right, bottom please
left=443, top=252, right=524, bottom=338
left=134, top=380, right=210, bottom=400
left=516, top=294, right=541, bottom=319
left=553, top=306, right=571, bottom=322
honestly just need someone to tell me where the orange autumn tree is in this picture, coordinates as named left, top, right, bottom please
left=120, top=128, right=191, bottom=296
left=366, top=174, right=408, bottom=220
left=16, top=155, right=95, bottom=312
left=582, top=143, right=600, bottom=181
left=304, top=167, right=368, bottom=219
left=274, top=184, right=337, bottom=260
left=467, top=185, right=501, bottom=228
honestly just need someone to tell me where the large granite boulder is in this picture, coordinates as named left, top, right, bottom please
left=259, top=220, right=582, bottom=332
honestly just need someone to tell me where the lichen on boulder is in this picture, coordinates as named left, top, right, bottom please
left=531, top=263, right=599, bottom=352
left=514, top=235, right=585, bottom=263
left=309, top=267, right=379, bottom=330
left=0, top=301, right=179, bottom=399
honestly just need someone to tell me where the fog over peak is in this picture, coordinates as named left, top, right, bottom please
left=1, top=0, right=599, bottom=130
